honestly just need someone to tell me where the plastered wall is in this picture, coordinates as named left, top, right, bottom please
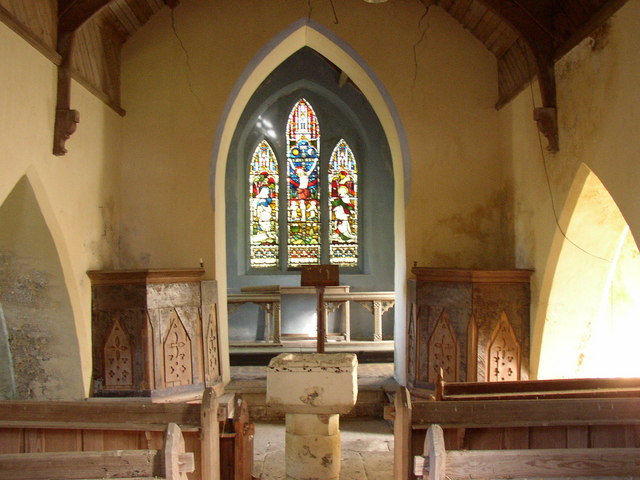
left=119, top=1, right=504, bottom=274
left=119, top=1, right=504, bottom=384
left=501, top=0, right=640, bottom=377
left=4, top=0, right=636, bottom=392
left=0, top=22, right=123, bottom=397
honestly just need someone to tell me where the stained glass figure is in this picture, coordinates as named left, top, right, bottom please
left=287, top=99, right=321, bottom=266
left=249, top=140, right=279, bottom=267
left=328, top=139, right=358, bottom=266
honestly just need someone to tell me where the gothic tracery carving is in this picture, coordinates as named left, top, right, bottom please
left=163, top=310, right=193, bottom=388
left=487, top=311, right=521, bottom=382
left=427, top=309, right=459, bottom=383
left=104, top=316, right=133, bottom=389
left=205, top=304, right=221, bottom=384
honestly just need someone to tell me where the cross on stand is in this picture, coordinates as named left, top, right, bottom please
left=301, top=265, right=340, bottom=353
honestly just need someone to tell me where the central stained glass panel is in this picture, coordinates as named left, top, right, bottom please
left=286, top=99, right=321, bottom=266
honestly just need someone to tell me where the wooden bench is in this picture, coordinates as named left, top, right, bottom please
left=390, top=378, right=640, bottom=480
left=0, top=387, right=221, bottom=480
left=0, top=422, right=194, bottom=480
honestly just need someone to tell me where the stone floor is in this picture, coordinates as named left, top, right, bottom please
left=252, top=417, right=394, bottom=480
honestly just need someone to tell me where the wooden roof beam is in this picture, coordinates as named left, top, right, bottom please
left=54, top=0, right=112, bottom=155
left=476, top=0, right=559, bottom=151
left=58, top=0, right=112, bottom=37
left=556, top=0, right=630, bottom=60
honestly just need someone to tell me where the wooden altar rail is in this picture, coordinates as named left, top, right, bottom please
left=389, top=378, right=640, bottom=480
left=0, top=388, right=220, bottom=480
left=228, top=289, right=395, bottom=343
left=0, top=422, right=194, bottom=480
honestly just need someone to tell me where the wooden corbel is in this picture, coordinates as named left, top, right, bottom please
left=53, top=0, right=113, bottom=156
left=531, top=48, right=559, bottom=152
left=534, top=107, right=558, bottom=152
left=53, top=32, right=79, bottom=156
left=476, top=0, right=560, bottom=152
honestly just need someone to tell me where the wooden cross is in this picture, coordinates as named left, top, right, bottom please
left=301, top=265, right=339, bottom=353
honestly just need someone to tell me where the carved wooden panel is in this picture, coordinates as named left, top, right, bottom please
left=409, top=268, right=531, bottom=390
left=407, top=302, right=417, bottom=387
left=163, top=310, right=193, bottom=388
left=427, top=309, right=459, bottom=383
left=143, top=313, right=155, bottom=389
left=89, top=270, right=218, bottom=397
left=205, top=304, right=221, bottom=385
left=103, top=317, right=133, bottom=389
left=487, top=312, right=521, bottom=382
left=467, top=315, right=479, bottom=382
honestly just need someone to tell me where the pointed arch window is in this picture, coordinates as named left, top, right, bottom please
left=248, top=98, right=359, bottom=269
left=249, top=140, right=279, bottom=268
left=329, top=139, right=358, bottom=266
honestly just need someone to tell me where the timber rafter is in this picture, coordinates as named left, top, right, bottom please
left=473, top=0, right=559, bottom=150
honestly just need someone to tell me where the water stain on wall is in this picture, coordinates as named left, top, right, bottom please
left=425, top=187, right=514, bottom=268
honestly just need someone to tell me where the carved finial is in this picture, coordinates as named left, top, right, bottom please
left=53, top=108, right=79, bottom=156
left=534, top=107, right=559, bottom=152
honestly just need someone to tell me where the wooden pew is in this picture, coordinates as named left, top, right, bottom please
left=0, top=422, right=194, bottom=480
left=419, top=423, right=640, bottom=480
left=219, top=394, right=255, bottom=480
left=0, top=387, right=221, bottom=480
left=435, top=375, right=640, bottom=401
left=391, top=378, right=640, bottom=480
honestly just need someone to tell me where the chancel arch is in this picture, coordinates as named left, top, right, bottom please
left=534, top=164, right=640, bottom=379
left=211, top=20, right=409, bottom=382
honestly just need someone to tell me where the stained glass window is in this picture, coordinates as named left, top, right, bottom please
left=248, top=99, right=362, bottom=270
left=328, top=139, right=358, bottom=266
left=286, top=99, right=321, bottom=266
left=249, top=140, right=279, bottom=267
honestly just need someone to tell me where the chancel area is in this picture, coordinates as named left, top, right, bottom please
left=2, top=0, right=640, bottom=479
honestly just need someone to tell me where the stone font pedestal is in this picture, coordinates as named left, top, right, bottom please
left=266, top=353, right=358, bottom=480
left=286, top=413, right=340, bottom=480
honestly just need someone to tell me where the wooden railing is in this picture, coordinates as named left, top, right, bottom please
left=228, top=287, right=395, bottom=343
left=388, top=377, right=640, bottom=480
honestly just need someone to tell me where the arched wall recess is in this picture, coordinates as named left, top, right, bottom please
left=210, top=19, right=410, bottom=383
left=0, top=175, right=84, bottom=399
left=533, top=164, right=640, bottom=379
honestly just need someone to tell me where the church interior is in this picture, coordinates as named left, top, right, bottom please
left=2, top=0, right=640, bottom=479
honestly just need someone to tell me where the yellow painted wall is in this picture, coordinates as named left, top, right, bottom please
left=501, top=0, right=640, bottom=377
left=119, top=1, right=504, bottom=274
left=119, top=1, right=504, bottom=384
left=4, top=0, right=635, bottom=390
left=0, top=22, right=123, bottom=396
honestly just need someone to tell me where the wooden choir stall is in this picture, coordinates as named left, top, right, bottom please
left=0, top=269, right=254, bottom=480
left=392, top=377, right=640, bottom=480
left=408, top=267, right=532, bottom=389
left=392, top=267, right=640, bottom=480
